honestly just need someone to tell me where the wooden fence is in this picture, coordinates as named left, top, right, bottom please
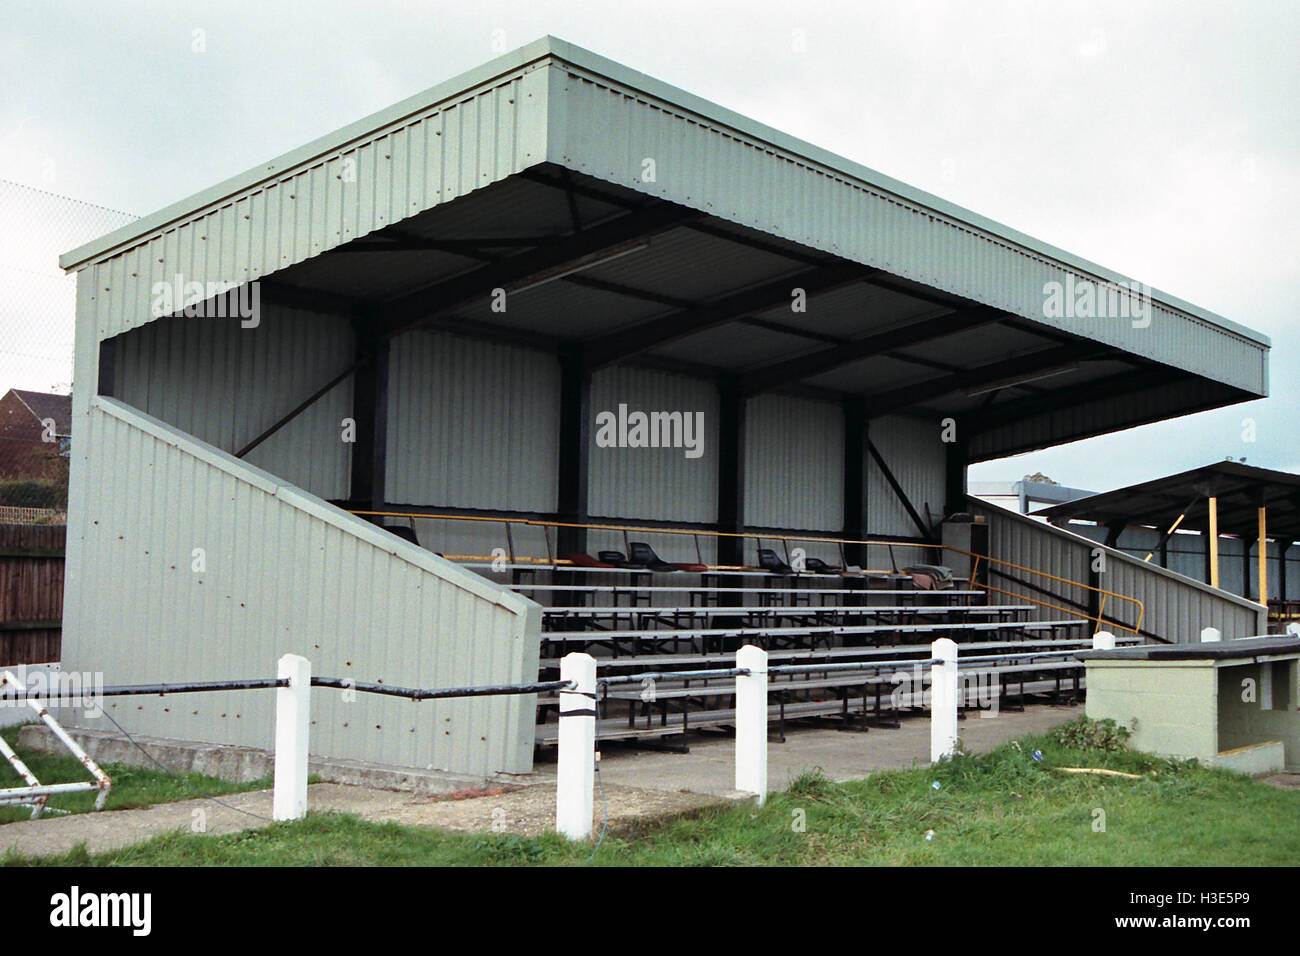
left=0, top=523, right=64, bottom=665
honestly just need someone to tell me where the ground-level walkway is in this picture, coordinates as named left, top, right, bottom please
left=2, top=705, right=1082, bottom=855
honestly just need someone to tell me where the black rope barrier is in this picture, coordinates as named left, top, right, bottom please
left=309, top=677, right=573, bottom=700
left=0, top=676, right=572, bottom=703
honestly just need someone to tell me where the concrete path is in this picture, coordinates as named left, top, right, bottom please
left=556, top=703, right=1082, bottom=795
left=0, top=784, right=420, bottom=858
left=1, top=705, right=1079, bottom=857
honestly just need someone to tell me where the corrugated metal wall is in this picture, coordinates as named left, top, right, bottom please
left=72, top=61, right=550, bottom=342
left=387, top=331, right=560, bottom=512
left=589, top=365, right=718, bottom=523
left=867, top=414, right=947, bottom=537
left=547, top=60, right=1266, bottom=397
left=59, top=397, right=542, bottom=777
left=113, top=304, right=352, bottom=501
left=970, top=500, right=1266, bottom=640
left=744, top=394, right=842, bottom=532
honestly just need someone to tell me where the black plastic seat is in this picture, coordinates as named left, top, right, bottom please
left=758, top=548, right=794, bottom=575
left=803, top=556, right=842, bottom=574
left=627, top=541, right=680, bottom=573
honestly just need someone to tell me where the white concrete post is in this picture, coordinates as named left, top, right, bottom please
left=1259, top=660, right=1274, bottom=711
left=930, top=638, right=958, bottom=763
left=557, top=652, right=597, bottom=840
left=735, top=645, right=769, bottom=804
left=1200, top=626, right=1222, bottom=644
left=1093, top=631, right=1116, bottom=651
left=273, top=653, right=311, bottom=822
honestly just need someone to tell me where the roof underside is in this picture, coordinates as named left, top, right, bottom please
left=1035, top=462, right=1300, bottom=542
left=62, top=38, right=1269, bottom=462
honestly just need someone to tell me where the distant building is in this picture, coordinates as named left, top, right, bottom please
left=0, top=388, right=71, bottom=516
left=971, top=475, right=1095, bottom=516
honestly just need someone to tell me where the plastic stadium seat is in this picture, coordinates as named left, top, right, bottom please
left=758, top=548, right=794, bottom=575
left=568, top=552, right=616, bottom=568
left=803, top=556, right=842, bottom=574
left=621, top=541, right=708, bottom=572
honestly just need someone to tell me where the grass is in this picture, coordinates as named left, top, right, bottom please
left=0, top=724, right=270, bottom=824
left=4, top=718, right=1298, bottom=866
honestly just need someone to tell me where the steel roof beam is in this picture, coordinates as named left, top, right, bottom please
left=583, top=262, right=875, bottom=371
left=378, top=202, right=701, bottom=338
left=865, top=343, right=1109, bottom=417
left=738, top=306, right=1004, bottom=397
left=260, top=280, right=366, bottom=317
left=969, top=365, right=1187, bottom=434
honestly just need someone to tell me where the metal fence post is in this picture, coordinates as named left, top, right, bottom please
left=273, top=653, right=311, bottom=822
left=1093, top=630, right=1115, bottom=651
left=735, top=644, right=768, bottom=804
left=1200, top=626, right=1221, bottom=643
left=930, top=638, right=958, bottom=763
left=557, top=652, right=596, bottom=840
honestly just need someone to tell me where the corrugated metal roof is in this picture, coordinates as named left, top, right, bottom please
left=60, top=36, right=1268, bottom=461
left=61, top=38, right=1267, bottom=340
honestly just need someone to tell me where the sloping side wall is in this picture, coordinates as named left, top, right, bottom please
left=61, top=396, right=541, bottom=776
left=970, top=499, right=1266, bottom=641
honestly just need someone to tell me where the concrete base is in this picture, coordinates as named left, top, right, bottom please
left=16, top=724, right=530, bottom=795
left=1208, top=740, right=1285, bottom=776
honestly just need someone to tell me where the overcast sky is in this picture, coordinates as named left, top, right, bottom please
left=1, top=0, right=1295, bottom=492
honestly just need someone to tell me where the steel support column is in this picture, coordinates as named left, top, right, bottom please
left=843, top=397, right=866, bottom=567
left=350, top=321, right=389, bottom=521
left=557, top=347, right=591, bottom=558
left=1208, top=496, right=1220, bottom=589
left=1258, top=500, right=1269, bottom=605
left=717, top=377, right=746, bottom=568
left=944, top=424, right=968, bottom=518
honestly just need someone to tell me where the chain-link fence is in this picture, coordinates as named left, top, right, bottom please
left=0, top=180, right=135, bottom=524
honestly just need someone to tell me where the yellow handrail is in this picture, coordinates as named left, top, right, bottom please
left=350, top=509, right=1144, bottom=634
left=965, top=551, right=1143, bottom=636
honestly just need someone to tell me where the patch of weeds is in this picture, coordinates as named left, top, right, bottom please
left=786, top=768, right=839, bottom=800
left=1050, top=716, right=1132, bottom=752
left=464, top=832, right=551, bottom=863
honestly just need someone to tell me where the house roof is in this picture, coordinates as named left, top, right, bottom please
left=7, top=389, right=72, bottom=435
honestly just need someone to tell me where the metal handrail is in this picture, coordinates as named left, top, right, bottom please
left=350, top=508, right=1146, bottom=635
